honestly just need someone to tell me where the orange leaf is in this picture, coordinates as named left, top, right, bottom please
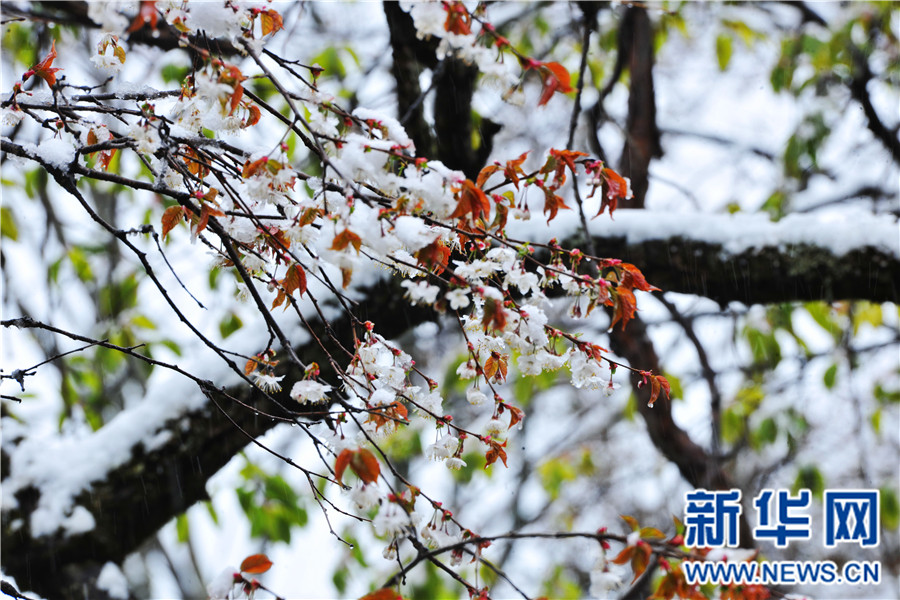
left=244, top=358, right=258, bottom=375
left=484, top=439, right=508, bottom=468
left=359, top=589, right=401, bottom=600
left=350, top=448, right=381, bottom=485
left=596, top=168, right=630, bottom=217
left=414, top=240, right=451, bottom=275
left=610, top=287, right=636, bottom=330
left=481, top=297, right=507, bottom=333
left=503, top=151, right=529, bottom=189
left=26, top=40, right=62, bottom=87
left=335, top=448, right=353, bottom=485
left=281, top=263, right=307, bottom=298
left=128, top=0, right=159, bottom=33
left=240, top=553, right=273, bottom=574
left=484, top=355, right=499, bottom=380
left=242, top=156, right=269, bottom=179
left=246, top=104, right=262, bottom=127
left=450, top=179, right=491, bottom=222
left=443, top=2, right=471, bottom=35
left=332, top=229, right=362, bottom=254
left=648, top=375, right=671, bottom=408
left=506, top=403, right=524, bottom=429
left=161, top=205, right=184, bottom=240
left=541, top=186, right=569, bottom=223
left=630, top=542, right=652, bottom=582
left=476, top=164, right=500, bottom=189
left=611, top=545, right=635, bottom=565
left=620, top=263, right=659, bottom=293
left=260, top=9, right=284, bottom=36
left=537, top=62, right=573, bottom=106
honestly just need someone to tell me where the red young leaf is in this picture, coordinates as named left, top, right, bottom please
left=242, top=156, right=269, bottom=179
left=25, top=40, right=62, bottom=87
left=540, top=186, right=569, bottom=222
left=161, top=205, right=184, bottom=240
left=281, top=263, right=307, bottom=298
left=128, top=0, right=159, bottom=33
left=648, top=375, right=671, bottom=408
left=484, top=439, right=508, bottom=468
left=476, top=164, right=501, bottom=189
left=414, top=240, right=451, bottom=275
left=331, top=229, right=362, bottom=254
left=481, top=297, right=507, bottom=332
left=240, top=553, right=273, bottom=574
left=246, top=104, right=262, bottom=127
left=443, top=2, right=472, bottom=35
left=450, top=179, right=491, bottom=222
left=610, top=287, right=636, bottom=330
left=506, top=403, right=524, bottom=429
left=350, top=448, right=381, bottom=485
left=596, top=168, right=630, bottom=217
left=334, top=448, right=353, bottom=485
left=244, top=358, right=258, bottom=376
left=547, top=148, right=587, bottom=185
left=503, top=151, right=529, bottom=189
left=537, top=61, right=573, bottom=106
left=620, top=263, right=659, bottom=293
left=359, top=589, right=402, bottom=600
left=336, top=448, right=381, bottom=486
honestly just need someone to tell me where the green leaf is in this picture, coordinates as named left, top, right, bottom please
left=793, top=465, right=825, bottom=499
left=161, top=63, right=190, bottom=84
left=716, top=34, right=733, bottom=71
left=823, top=363, right=838, bottom=389
left=175, top=513, right=190, bottom=543
left=853, top=302, right=882, bottom=334
left=67, top=248, right=94, bottom=282
left=131, top=314, right=156, bottom=330
left=880, top=487, right=899, bottom=531
left=204, top=500, right=219, bottom=525
left=751, top=417, right=778, bottom=449
left=537, top=458, right=577, bottom=500
left=219, top=312, right=243, bottom=339
left=1, top=206, right=18, bottom=241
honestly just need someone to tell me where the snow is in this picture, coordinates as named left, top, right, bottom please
left=508, top=209, right=899, bottom=258
left=1, top=372, right=213, bottom=538
left=35, top=137, right=77, bottom=168
left=96, top=562, right=129, bottom=600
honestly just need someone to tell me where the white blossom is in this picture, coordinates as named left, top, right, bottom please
left=466, top=388, right=488, bottom=406
left=90, top=51, right=123, bottom=74
left=484, top=419, right=505, bottom=436
left=401, top=280, right=440, bottom=305
left=349, top=482, right=381, bottom=511
left=445, top=288, right=471, bottom=310
left=252, top=372, right=283, bottom=393
left=290, top=380, right=332, bottom=404
left=425, top=433, right=458, bottom=461
left=445, top=456, right=467, bottom=470
left=373, top=502, right=411, bottom=538
left=206, top=567, right=238, bottom=600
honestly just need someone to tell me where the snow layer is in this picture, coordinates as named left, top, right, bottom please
left=1, top=373, right=209, bottom=538
left=510, top=209, right=899, bottom=258
left=96, top=562, right=129, bottom=600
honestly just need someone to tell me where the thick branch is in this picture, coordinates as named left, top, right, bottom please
left=555, top=210, right=900, bottom=305
left=0, top=275, right=434, bottom=600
